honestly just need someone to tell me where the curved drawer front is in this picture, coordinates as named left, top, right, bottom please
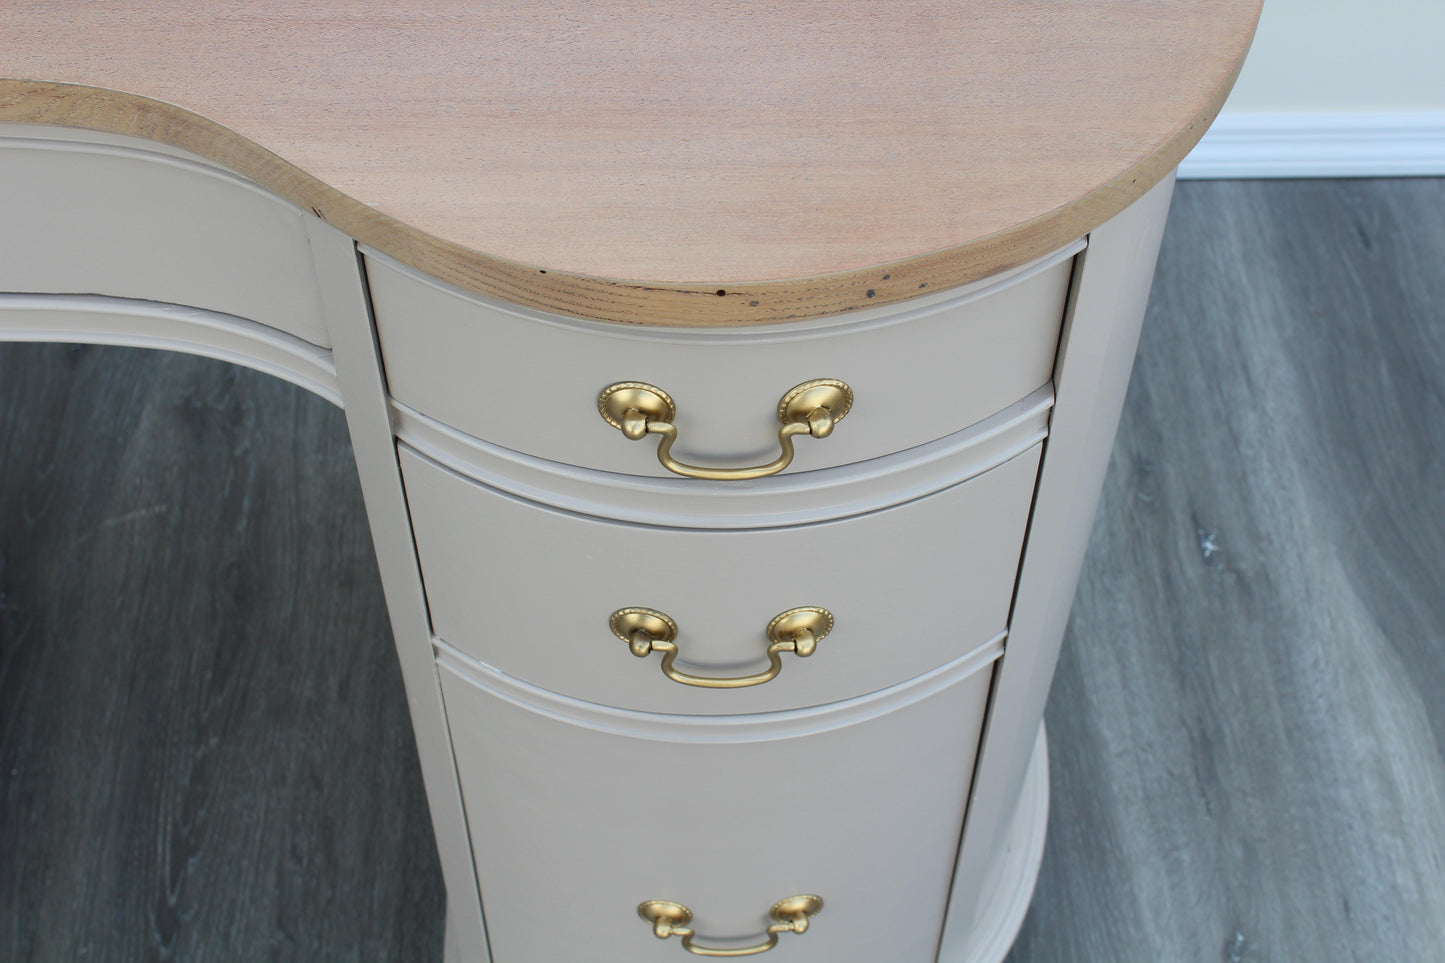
left=0, top=134, right=331, bottom=347
left=365, top=243, right=1076, bottom=475
left=401, top=442, right=1039, bottom=715
left=438, top=643, right=996, bottom=963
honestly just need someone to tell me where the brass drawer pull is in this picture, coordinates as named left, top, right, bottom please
left=638, top=895, right=823, bottom=957
left=598, top=379, right=853, bottom=480
left=609, top=607, right=832, bottom=689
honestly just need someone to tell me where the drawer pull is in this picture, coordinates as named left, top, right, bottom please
left=638, top=895, right=823, bottom=957
left=598, top=379, right=853, bottom=480
left=609, top=606, right=833, bottom=689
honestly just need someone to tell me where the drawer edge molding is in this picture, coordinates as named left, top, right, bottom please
left=1, top=131, right=310, bottom=208
left=1, top=131, right=334, bottom=348
left=393, top=385, right=1051, bottom=529
left=432, top=631, right=1004, bottom=744
left=0, top=293, right=340, bottom=405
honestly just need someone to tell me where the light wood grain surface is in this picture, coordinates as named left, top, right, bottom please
left=5, top=178, right=1440, bottom=959
left=1, top=1, right=1260, bottom=324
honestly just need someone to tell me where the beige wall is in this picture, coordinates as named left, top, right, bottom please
left=1223, top=0, right=1445, bottom=113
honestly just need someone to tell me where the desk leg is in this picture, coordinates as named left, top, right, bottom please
left=940, top=725, right=1050, bottom=963
left=309, top=219, right=491, bottom=962
left=942, top=174, right=1178, bottom=955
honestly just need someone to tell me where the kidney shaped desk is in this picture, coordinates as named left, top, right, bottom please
left=1, top=3, right=1260, bottom=960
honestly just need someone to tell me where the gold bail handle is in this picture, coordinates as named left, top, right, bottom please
left=598, top=379, right=853, bottom=480
left=609, top=607, right=833, bottom=689
left=638, top=896, right=823, bottom=957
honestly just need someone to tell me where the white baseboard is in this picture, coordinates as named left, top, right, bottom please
left=1178, top=111, right=1445, bottom=179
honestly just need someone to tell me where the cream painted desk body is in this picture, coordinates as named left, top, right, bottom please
left=0, top=122, right=1174, bottom=961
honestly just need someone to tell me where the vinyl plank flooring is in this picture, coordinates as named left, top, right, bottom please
left=0, top=345, right=444, bottom=961
left=1008, top=178, right=1445, bottom=962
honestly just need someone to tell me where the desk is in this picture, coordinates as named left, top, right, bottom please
left=2, top=4, right=1260, bottom=960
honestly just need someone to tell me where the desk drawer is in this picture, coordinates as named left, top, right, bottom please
left=438, top=641, right=995, bottom=962
left=0, top=133, right=331, bottom=347
left=401, top=442, right=1039, bottom=715
left=366, top=243, right=1076, bottom=476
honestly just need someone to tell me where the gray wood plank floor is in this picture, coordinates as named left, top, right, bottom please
left=0, top=348, right=444, bottom=960
left=3, top=178, right=1443, bottom=961
left=1009, top=178, right=1445, bottom=962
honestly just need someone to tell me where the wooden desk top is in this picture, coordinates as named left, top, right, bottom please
left=1, top=1, right=1260, bottom=325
